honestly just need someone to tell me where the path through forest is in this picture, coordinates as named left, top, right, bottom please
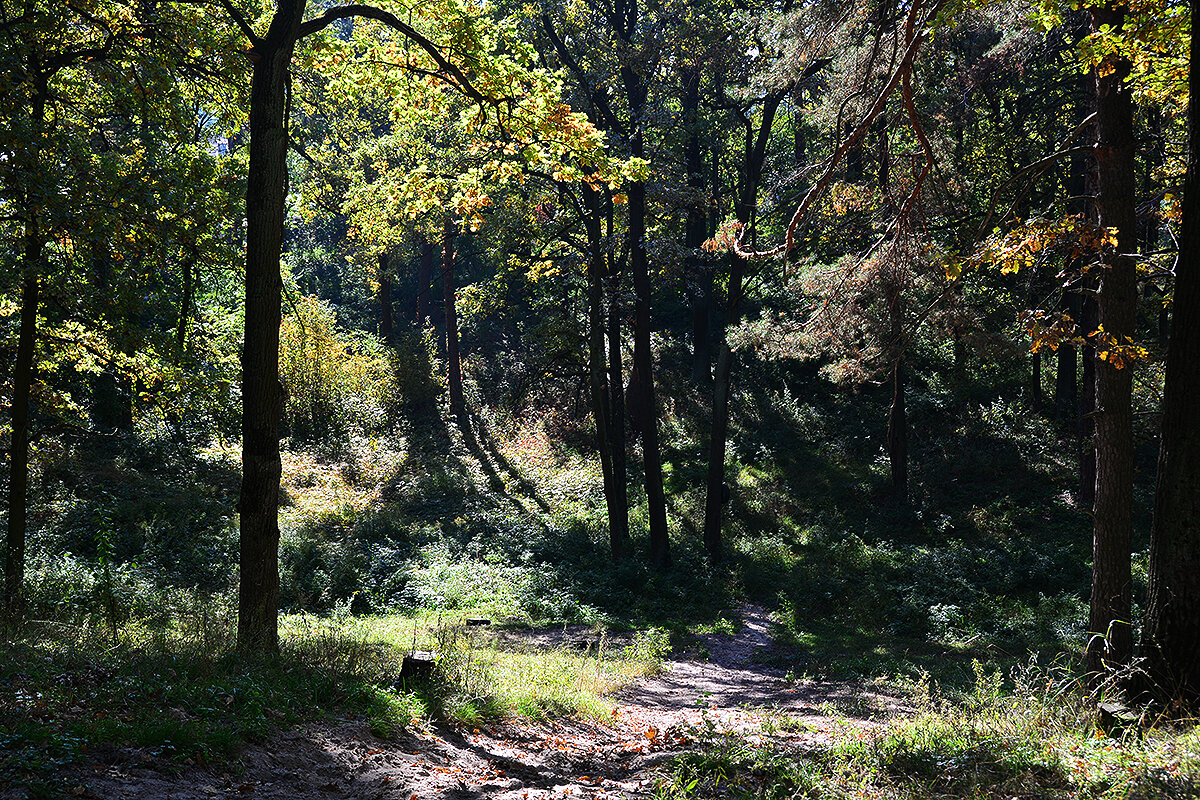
left=73, top=605, right=907, bottom=800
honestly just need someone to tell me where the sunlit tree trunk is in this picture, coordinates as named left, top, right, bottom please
left=238, top=1, right=303, bottom=655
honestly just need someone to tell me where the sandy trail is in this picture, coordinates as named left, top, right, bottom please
left=71, top=604, right=906, bottom=800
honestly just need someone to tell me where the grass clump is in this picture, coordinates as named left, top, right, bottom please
left=655, top=661, right=1199, bottom=800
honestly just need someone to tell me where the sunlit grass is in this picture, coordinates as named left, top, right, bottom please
left=654, top=663, right=1200, bottom=800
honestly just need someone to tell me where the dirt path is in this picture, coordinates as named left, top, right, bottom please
left=72, top=605, right=906, bottom=800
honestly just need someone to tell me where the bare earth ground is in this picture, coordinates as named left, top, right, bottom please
left=69, top=605, right=909, bottom=800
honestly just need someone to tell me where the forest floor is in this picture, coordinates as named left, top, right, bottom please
left=67, top=604, right=908, bottom=800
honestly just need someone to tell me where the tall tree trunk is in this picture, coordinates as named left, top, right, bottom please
left=703, top=92, right=786, bottom=562
left=703, top=252, right=744, bottom=561
left=1086, top=0, right=1138, bottom=680
left=378, top=252, right=394, bottom=344
left=682, top=66, right=710, bottom=384
left=177, top=242, right=199, bottom=358
left=887, top=277, right=907, bottom=500
left=4, top=273, right=38, bottom=616
left=606, top=236, right=628, bottom=551
left=1080, top=286, right=1098, bottom=506
left=619, top=45, right=670, bottom=570
left=1056, top=291, right=1078, bottom=420
left=415, top=235, right=433, bottom=324
left=6, top=77, right=46, bottom=611
left=1139, top=0, right=1200, bottom=709
left=443, top=216, right=467, bottom=427
left=889, top=359, right=908, bottom=499
left=584, top=186, right=625, bottom=559
left=238, top=4, right=303, bottom=655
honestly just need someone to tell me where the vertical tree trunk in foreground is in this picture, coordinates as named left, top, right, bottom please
left=4, top=274, right=38, bottom=616
left=1086, top=0, right=1138, bottom=680
left=238, top=2, right=304, bottom=655
left=1140, top=0, right=1200, bottom=709
left=618, top=10, right=670, bottom=570
left=443, top=216, right=467, bottom=428
left=584, top=186, right=626, bottom=559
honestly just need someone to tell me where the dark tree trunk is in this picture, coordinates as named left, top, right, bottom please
left=1139, top=0, right=1200, bottom=709
left=4, top=273, right=38, bottom=616
left=177, top=242, right=199, bottom=358
left=1080, top=287, right=1098, bottom=507
left=682, top=66, right=710, bottom=384
left=378, top=252, right=394, bottom=343
left=619, top=80, right=669, bottom=570
left=703, top=91, right=786, bottom=562
left=238, top=4, right=303, bottom=655
left=1056, top=291, right=1078, bottom=420
left=584, top=186, right=626, bottom=559
left=606, top=233, right=628, bottom=549
left=1086, top=0, right=1138, bottom=680
left=845, top=121, right=863, bottom=182
left=889, top=358, right=908, bottom=499
left=443, top=216, right=467, bottom=427
left=415, top=235, right=433, bottom=324
left=1030, top=350, right=1043, bottom=412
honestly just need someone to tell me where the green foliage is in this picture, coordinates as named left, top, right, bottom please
left=279, top=294, right=398, bottom=444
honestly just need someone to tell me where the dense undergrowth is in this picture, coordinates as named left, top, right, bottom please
left=4, top=336, right=1176, bottom=796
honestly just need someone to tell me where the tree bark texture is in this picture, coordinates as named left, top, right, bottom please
left=1139, top=0, right=1200, bottom=709
left=1086, top=1, right=1138, bottom=679
left=238, top=3, right=303, bottom=655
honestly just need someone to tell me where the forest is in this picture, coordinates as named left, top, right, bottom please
left=1, top=0, right=1198, bottom=794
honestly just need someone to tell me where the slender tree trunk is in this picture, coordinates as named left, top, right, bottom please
left=620, top=56, right=670, bottom=571
left=238, top=5, right=303, bottom=655
left=1140, top=0, right=1200, bottom=709
left=1056, top=291, right=1078, bottom=420
left=703, top=252, right=744, bottom=561
left=682, top=66, right=710, bottom=384
left=1086, top=0, right=1138, bottom=679
left=1080, top=288, right=1098, bottom=506
left=702, top=92, right=786, bottom=563
left=4, top=273, right=38, bottom=616
left=378, top=252, right=394, bottom=344
left=415, top=235, right=433, bottom=325
left=1030, top=350, right=1043, bottom=411
left=443, top=216, right=467, bottom=427
left=889, top=359, right=908, bottom=499
left=606, top=241, right=629, bottom=549
left=584, top=186, right=625, bottom=560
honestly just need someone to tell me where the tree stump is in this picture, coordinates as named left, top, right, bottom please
left=399, top=651, right=437, bottom=681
